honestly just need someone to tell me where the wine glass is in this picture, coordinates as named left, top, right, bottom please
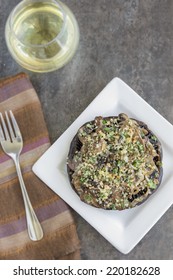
left=5, top=0, right=80, bottom=72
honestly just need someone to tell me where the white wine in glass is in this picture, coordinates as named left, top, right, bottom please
left=5, top=0, right=79, bottom=72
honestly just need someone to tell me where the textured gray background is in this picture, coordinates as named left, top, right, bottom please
left=0, top=0, right=173, bottom=259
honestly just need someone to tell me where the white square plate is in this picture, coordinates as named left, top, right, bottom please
left=33, top=78, right=173, bottom=254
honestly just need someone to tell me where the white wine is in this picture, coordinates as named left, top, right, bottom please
left=5, top=0, right=79, bottom=72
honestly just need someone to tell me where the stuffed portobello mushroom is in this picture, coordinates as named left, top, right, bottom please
left=67, top=113, right=163, bottom=210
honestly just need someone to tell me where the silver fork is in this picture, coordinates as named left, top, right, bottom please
left=0, top=110, right=43, bottom=241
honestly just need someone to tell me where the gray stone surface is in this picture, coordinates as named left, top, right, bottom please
left=1, top=0, right=173, bottom=259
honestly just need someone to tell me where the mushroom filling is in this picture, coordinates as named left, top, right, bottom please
left=68, top=114, right=162, bottom=210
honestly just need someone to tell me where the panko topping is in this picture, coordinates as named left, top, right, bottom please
left=67, top=113, right=163, bottom=210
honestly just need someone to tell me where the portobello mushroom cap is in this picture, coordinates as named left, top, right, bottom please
left=67, top=113, right=163, bottom=210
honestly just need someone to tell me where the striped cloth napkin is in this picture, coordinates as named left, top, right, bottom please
left=0, top=73, right=80, bottom=259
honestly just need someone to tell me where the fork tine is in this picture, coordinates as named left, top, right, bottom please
left=0, top=123, right=5, bottom=141
left=9, top=110, right=21, bottom=139
left=0, top=112, right=10, bottom=141
left=5, top=111, right=15, bottom=140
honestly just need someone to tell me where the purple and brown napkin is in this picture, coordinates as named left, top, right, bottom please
left=0, top=73, right=80, bottom=259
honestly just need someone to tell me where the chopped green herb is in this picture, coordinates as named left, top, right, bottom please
left=102, top=119, right=108, bottom=124
left=148, top=180, right=157, bottom=189
left=151, top=135, right=157, bottom=141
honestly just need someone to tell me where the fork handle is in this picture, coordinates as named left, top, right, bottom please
left=14, top=157, right=43, bottom=241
